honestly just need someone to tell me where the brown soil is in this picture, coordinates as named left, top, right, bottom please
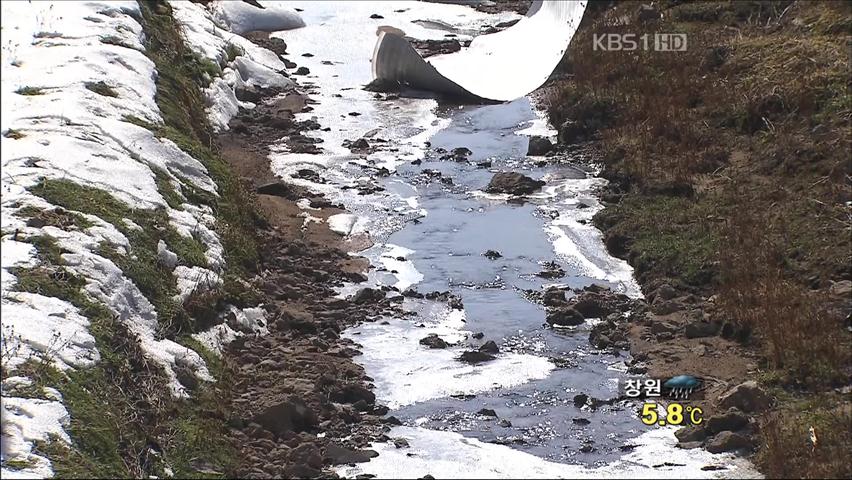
left=214, top=42, right=392, bottom=479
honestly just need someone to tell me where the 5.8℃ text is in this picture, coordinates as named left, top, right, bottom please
left=640, top=402, right=703, bottom=427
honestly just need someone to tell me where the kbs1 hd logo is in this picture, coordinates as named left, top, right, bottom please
left=593, top=33, right=688, bottom=52
left=621, top=375, right=705, bottom=427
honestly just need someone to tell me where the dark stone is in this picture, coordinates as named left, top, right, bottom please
left=485, top=172, right=545, bottom=195
left=384, top=416, right=403, bottom=426
left=706, top=431, right=753, bottom=453
left=572, top=418, right=591, bottom=425
left=349, top=138, right=370, bottom=150
left=526, top=136, right=553, bottom=156
left=352, top=287, right=385, bottom=304
left=252, top=397, right=317, bottom=437
left=477, top=408, right=498, bottom=417
left=536, top=262, right=565, bottom=279
left=478, top=340, right=499, bottom=354
left=677, top=441, right=704, bottom=450
left=543, top=287, right=566, bottom=307
left=604, top=232, right=630, bottom=258
left=718, top=381, right=771, bottom=413
left=637, top=4, right=661, bottom=22
left=402, top=288, right=424, bottom=298
left=440, top=146, right=472, bottom=161
left=411, top=38, right=462, bottom=58
left=419, top=334, right=449, bottom=349
left=573, top=393, right=588, bottom=408
left=393, top=437, right=409, bottom=448
left=675, top=424, right=708, bottom=443
left=684, top=321, right=720, bottom=338
left=364, top=78, right=401, bottom=93
left=471, top=332, right=484, bottom=339
left=483, top=249, right=502, bottom=260
left=571, top=293, right=616, bottom=318
left=370, top=13, right=384, bottom=19
left=459, top=350, right=496, bottom=363
left=558, top=120, right=588, bottom=145
left=546, top=307, right=585, bottom=327
left=332, top=383, right=376, bottom=405
left=256, top=181, right=298, bottom=198
left=294, top=66, right=310, bottom=75
left=324, top=444, right=379, bottom=465
left=706, top=409, right=749, bottom=434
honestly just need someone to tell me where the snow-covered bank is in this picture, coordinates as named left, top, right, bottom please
left=0, top=1, right=300, bottom=476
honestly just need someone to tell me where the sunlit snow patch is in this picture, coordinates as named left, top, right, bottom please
left=337, top=425, right=761, bottom=479
left=343, top=307, right=554, bottom=409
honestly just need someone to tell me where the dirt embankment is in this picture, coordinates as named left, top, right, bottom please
left=213, top=33, right=402, bottom=478
left=544, top=1, right=851, bottom=477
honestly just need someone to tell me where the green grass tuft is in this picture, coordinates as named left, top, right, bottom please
left=16, top=86, right=44, bottom=96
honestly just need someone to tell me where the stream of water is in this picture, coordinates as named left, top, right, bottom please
left=272, top=2, right=759, bottom=478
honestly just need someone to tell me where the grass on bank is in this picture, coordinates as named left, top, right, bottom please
left=547, top=1, right=851, bottom=477
left=6, top=0, right=268, bottom=476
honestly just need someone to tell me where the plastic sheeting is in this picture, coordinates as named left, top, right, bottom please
left=371, top=0, right=587, bottom=102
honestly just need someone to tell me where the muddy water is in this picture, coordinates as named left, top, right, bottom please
left=272, top=2, right=758, bottom=478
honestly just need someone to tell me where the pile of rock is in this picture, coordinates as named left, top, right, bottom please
left=675, top=381, right=772, bottom=454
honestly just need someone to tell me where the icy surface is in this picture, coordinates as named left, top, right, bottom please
left=337, top=425, right=762, bottom=479
left=344, top=310, right=554, bottom=409
left=211, top=1, right=305, bottom=35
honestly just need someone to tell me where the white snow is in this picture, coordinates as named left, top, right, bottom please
left=211, top=1, right=305, bottom=35
left=1, top=292, right=99, bottom=372
left=170, top=1, right=302, bottom=132
left=378, top=244, right=423, bottom=291
left=1, top=396, right=71, bottom=479
left=343, top=308, right=554, bottom=409
left=0, top=1, right=291, bottom=475
left=192, top=306, right=269, bottom=355
left=337, top=425, right=762, bottom=479
left=372, top=1, right=586, bottom=101
left=327, top=213, right=359, bottom=236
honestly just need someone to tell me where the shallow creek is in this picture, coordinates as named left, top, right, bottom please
left=272, top=2, right=759, bottom=478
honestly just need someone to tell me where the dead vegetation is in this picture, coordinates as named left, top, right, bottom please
left=546, top=1, right=851, bottom=477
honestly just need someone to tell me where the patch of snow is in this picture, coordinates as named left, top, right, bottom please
left=337, top=425, right=761, bottom=479
left=170, top=1, right=300, bottom=132
left=173, top=266, right=222, bottom=303
left=327, top=213, right=358, bottom=236
left=1, top=292, right=100, bottom=372
left=192, top=306, right=268, bottom=355
left=0, top=2, right=256, bottom=474
left=343, top=307, right=554, bottom=409
left=1, top=396, right=71, bottom=479
left=378, top=244, right=423, bottom=291
left=211, top=1, right=305, bottom=35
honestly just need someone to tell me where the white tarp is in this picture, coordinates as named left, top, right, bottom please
left=371, top=0, right=587, bottom=101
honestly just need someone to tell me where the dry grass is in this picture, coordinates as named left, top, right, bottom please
left=547, top=1, right=851, bottom=477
